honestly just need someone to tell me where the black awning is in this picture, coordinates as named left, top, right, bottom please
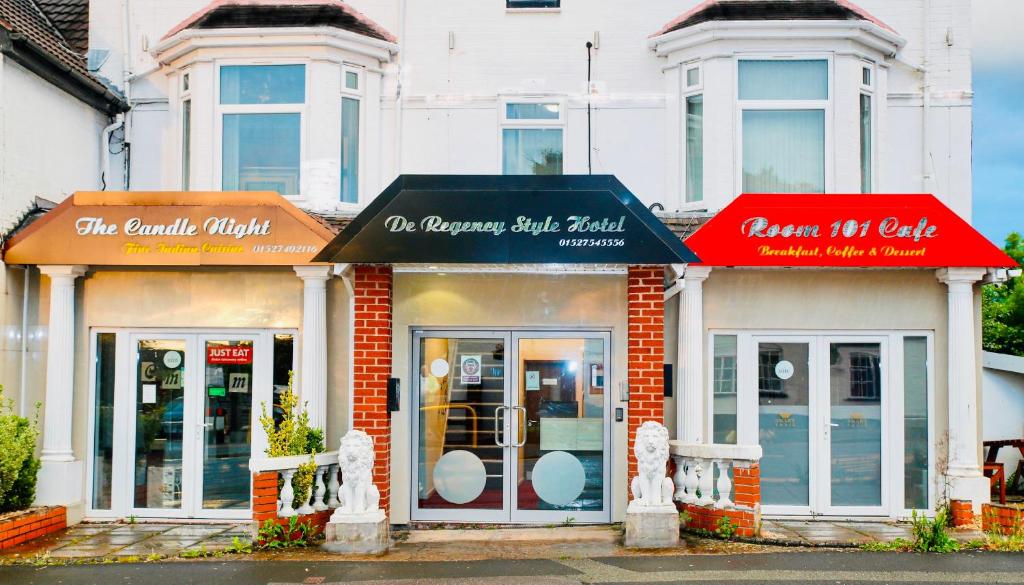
left=313, top=175, right=699, bottom=265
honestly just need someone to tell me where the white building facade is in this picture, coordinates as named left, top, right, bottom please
left=3, top=0, right=1012, bottom=530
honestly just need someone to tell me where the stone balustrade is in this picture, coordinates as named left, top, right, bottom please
left=249, top=452, right=341, bottom=520
left=669, top=441, right=762, bottom=537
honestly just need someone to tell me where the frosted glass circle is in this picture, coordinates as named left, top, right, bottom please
left=430, top=358, right=450, bottom=378
left=532, top=451, right=586, bottom=507
left=433, top=450, right=486, bottom=505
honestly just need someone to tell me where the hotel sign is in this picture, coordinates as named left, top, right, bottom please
left=3, top=191, right=335, bottom=266
left=314, top=175, right=698, bottom=264
left=685, top=194, right=1017, bottom=268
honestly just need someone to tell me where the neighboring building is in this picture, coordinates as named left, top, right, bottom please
left=1, top=0, right=1014, bottom=530
left=982, top=351, right=1024, bottom=487
left=0, top=0, right=126, bottom=448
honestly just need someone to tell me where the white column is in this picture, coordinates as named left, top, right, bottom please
left=936, top=267, right=989, bottom=509
left=35, top=265, right=87, bottom=506
left=295, top=265, right=332, bottom=431
left=677, top=266, right=712, bottom=444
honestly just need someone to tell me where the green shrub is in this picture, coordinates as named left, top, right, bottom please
left=0, top=387, right=40, bottom=514
left=715, top=515, right=738, bottom=539
left=909, top=507, right=959, bottom=552
left=258, top=373, right=323, bottom=511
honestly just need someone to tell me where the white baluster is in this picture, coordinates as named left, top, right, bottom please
left=683, top=457, right=699, bottom=504
left=326, top=464, right=341, bottom=508
left=296, top=473, right=316, bottom=516
left=279, top=469, right=297, bottom=517
left=672, top=456, right=688, bottom=502
left=697, top=458, right=715, bottom=506
left=715, top=459, right=733, bottom=509
left=313, top=465, right=328, bottom=512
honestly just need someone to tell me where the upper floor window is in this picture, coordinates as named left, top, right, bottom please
left=181, top=71, right=192, bottom=191
left=341, top=68, right=362, bottom=203
left=860, top=64, right=874, bottom=193
left=502, top=101, right=563, bottom=175
left=220, top=64, right=305, bottom=195
left=507, top=0, right=559, bottom=8
left=739, top=59, right=828, bottom=193
left=683, top=64, right=703, bottom=203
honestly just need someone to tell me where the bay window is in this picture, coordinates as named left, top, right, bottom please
left=860, top=64, right=874, bottom=193
left=684, top=64, right=703, bottom=203
left=502, top=101, right=564, bottom=175
left=219, top=64, right=305, bottom=196
left=739, top=59, right=828, bottom=193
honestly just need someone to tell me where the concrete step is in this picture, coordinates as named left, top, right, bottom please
left=403, top=525, right=619, bottom=544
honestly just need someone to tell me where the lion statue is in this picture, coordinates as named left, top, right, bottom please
left=333, top=429, right=381, bottom=518
left=628, top=421, right=675, bottom=512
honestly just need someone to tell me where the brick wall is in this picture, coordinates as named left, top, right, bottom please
left=951, top=499, right=974, bottom=527
left=250, top=471, right=333, bottom=541
left=352, top=265, right=394, bottom=514
left=0, top=506, right=66, bottom=550
left=982, top=503, right=1024, bottom=535
left=677, top=463, right=761, bottom=538
left=627, top=265, right=666, bottom=484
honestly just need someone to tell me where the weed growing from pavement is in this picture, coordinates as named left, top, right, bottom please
left=715, top=516, right=737, bottom=539
left=984, top=508, right=1024, bottom=551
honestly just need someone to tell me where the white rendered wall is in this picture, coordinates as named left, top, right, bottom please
left=982, top=366, right=1024, bottom=481
left=87, top=0, right=973, bottom=212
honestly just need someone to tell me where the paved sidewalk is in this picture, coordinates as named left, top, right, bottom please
left=1, top=522, right=250, bottom=560
left=760, top=519, right=985, bottom=546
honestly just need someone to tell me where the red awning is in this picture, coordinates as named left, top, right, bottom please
left=685, top=194, right=1017, bottom=268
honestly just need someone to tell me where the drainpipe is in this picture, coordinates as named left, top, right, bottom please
left=100, top=114, right=124, bottom=190
left=394, top=0, right=407, bottom=175
left=18, top=265, right=30, bottom=417
left=120, top=0, right=133, bottom=188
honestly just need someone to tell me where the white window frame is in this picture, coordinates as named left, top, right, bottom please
left=339, top=64, right=364, bottom=206
left=680, top=60, right=704, bottom=208
left=705, top=329, right=934, bottom=520
left=734, top=54, right=834, bottom=195
left=214, top=59, right=310, bottom=200
left=505, top=0, right=561, bottom=12
left=498, top=96, right=567, bottom=175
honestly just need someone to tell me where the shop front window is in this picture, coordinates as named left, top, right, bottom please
left=903, top=336, right=929, bottom=510
left=220, top=64, right=305, bottom=195
left=739, top=59, right=827, bottom=193
left=712, top=335, right=737, bottom=444
left=91, top=332, right=116, bottom=510
left=502, top=102, right=563, bottom=175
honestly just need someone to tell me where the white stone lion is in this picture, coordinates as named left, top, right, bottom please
left=628, top=421, right=675, bottom=512
left=333, top=430, right=381, bottom=520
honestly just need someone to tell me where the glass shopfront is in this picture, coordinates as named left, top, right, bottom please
left=411, top=330, right=611, bottom=523
left=88, top=329, right=295, bottom=519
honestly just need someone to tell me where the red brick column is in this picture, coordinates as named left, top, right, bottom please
left=252, top=471, right=279, bottom=523
left=627, top=265, right=666, bottom=484
left=352, top=265, right=393, bottom=514
left=950, top=499, right=975, bottom=527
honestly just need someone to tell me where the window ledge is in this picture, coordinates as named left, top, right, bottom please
left=505, top=8, right=561, bottom=14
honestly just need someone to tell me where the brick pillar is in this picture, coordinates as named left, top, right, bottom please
left=252, top=471, right=279, bottom=523
left=352, top=265, right=393, bottom=514
left=951, top=499, right=975, bottom=527
left=627, top=265, right=666, bottom=484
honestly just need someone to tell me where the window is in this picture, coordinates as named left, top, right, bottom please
left=848, top=351, right=880, bottom=399
left=685, top=95, right=703, bottom=202
left=860, top=94, right=872, bottom=192
left=903, top=336, right=929, bottom=510
left=502, top=101, right=563, bottom=175
left=739, top=59, right=828, bottom=193
left=220, top=64, right=305, bottom=196
left=686, top=66, right=700, bottom=87
left=341, top=68, right=361, bottom=203
left=758, top=345, right=784, bottom=395
left=507, top=0, right=559, bottom=8
left=712, top=335, right=738, bottom=445
left=181, top=99, right=191, bottom=190
left=90, top=332, right=116, bottom=510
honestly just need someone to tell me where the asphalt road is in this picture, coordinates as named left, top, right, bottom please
left=2, top=551, right=1024, bottom=585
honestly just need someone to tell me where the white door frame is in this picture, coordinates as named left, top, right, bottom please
left=86, top=328, right=285, bottom=520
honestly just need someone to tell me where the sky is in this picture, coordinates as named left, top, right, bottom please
left=972, top=0, right=1024, bottom=245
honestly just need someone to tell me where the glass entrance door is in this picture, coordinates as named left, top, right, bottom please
left=128, top=333, right=266, bottom=519
left=824, top=338, right=886, bottom=515
left=411, top=330, right=610, bottom=523
left=753, top=336, right=889, bottom=516
left=511, top=333, right=610, bottom=523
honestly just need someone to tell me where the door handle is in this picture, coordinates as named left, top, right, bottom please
left=512, top=406, right=527, bottom=448
left=494, top=406, right=509, bottom=447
